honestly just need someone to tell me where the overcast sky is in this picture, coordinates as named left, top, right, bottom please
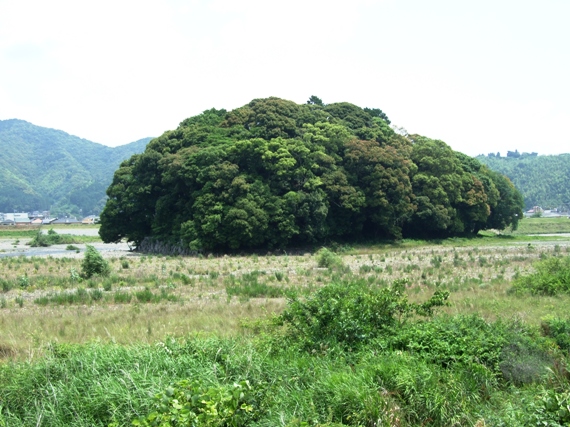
left=1, top=0, right=568, bottom=156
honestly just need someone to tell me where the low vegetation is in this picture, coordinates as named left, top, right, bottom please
left=1, top=236, right=570, bottom=425
left=513, top=216, right=570, bottom=235
left=27, top=228, right=96, bottom=247
left=510, top=254, right=570, bottom=295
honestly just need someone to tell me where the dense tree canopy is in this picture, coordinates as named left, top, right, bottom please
left=100, top=97, right=523, bottom=251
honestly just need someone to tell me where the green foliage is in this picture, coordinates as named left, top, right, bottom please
left=99, top=97, right=523, bottom=251
left=132, top=379, right=255, bottom=427
left=510, top=255, right=570, bottom=295
left=541, top=317, right=570, bottom=352
left=529, top=389, right=570, bottom=426
left=279, top=279, right=449, bottom=350
left=389, top=314, right=510, bottom=372
left=0, top=316, right=566, bottom=427
left=81, top=245, right=111, bottom=279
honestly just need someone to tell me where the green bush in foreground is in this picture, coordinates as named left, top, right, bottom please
left=541, top=316, right=570, bottom=353
left=510, top=255, right=570, bottom=295
left=1, top=281, right=568, bottom=426
left=280, top=279, right=449, bottom=351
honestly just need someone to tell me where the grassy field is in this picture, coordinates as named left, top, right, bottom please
left=0, top=226, right=101, bottom=248
left=512, top=216, right=570, bottom=235
left=1, top=233, right=570, bottom=426
left=1, top=237, right=569, bottom=353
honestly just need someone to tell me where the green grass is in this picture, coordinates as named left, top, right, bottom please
left=0, top=229, right=38, bottom=238
left=513, top=216, right=570, bottom=235
left=0, top=306, right=568, bottom=426
left=0, top=234, right=570, bottom=427
left=2, top=234, right=570, bottom=425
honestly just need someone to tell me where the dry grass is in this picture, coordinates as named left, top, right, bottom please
left=2, top=236, right=570, bottom=360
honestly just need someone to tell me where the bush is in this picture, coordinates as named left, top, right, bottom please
left=510, top=255, right=570, bottom=295
left=81, top=245, right=111, bottom=278
left=315, top=248, right=344, bottom=269
left=541, top=316, right=570, bottom=352
left=28, top=230, right=50, bottom=247
left=389, top=315, right=510, bottom=372
left=279, top=279, right=449, bottom=351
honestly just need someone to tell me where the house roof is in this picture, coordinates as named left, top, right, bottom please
left=52, top=217, right=81, bottom=224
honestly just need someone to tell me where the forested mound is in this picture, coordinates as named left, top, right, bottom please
left=99, top=97, right=523, bottom=251
left=0, top=119, right=151, bottom=215
left=477, top=153, right=570, bottom=210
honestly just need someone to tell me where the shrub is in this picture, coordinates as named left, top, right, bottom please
left=28, top=230, right=50, bottom=247
left=510, top=255, right=570, bottom=295
left=81, top=245, right=111, bottom=278
left=499, top=337, right=552, bottom=385
left=226, top=271, right=285, bottom=300
left=395, top=317, right=552, bottom=386
left=315, top=248, right=344, bottom=269
left=541, top=317, right=570, bottom=352
left=389, top=315, right=510, bottom=373
left=280, top=279, right=449, bottom=351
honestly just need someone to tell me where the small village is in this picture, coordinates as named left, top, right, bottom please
left=0, top=211, right=99, bottom=226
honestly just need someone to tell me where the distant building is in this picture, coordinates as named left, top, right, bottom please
left=81, top=215, right=100, bottom=224
left=52, top=216, right=81, bottom=225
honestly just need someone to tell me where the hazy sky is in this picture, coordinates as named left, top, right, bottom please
left=1, top=0, right=568, bottom=156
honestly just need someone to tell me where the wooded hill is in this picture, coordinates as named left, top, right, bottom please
left=477, top=153, right=570, bottom=210
left=0, top=119, right=151, bottom=216
left=100, top=97, right=524, bottom=251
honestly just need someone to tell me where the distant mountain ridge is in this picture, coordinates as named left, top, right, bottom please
left=0, top=119, right=152, bottom=216
left=477, top=153, right=570, bottom=210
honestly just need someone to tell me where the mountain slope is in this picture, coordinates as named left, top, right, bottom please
left=0, top=119, right=152, bottom=215
left=477, top=153, right=570, bottom=210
